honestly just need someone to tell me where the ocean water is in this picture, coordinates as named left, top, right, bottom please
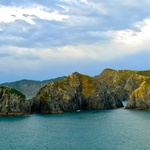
left=0, top=104, right=150, bottom=150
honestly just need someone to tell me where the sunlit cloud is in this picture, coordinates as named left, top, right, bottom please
left=111, top=19, right=150, bottom=53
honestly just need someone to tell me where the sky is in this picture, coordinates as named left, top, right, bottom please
left=0, top=0, right=150, bottom=83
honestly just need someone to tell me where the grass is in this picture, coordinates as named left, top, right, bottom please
left=81, top=74, right=96, bottom=96
left=9, top=88, right=26, bottom=99
left=0, top=86, right=26, bottom=99
left=137, top=70, right=150, bottom=77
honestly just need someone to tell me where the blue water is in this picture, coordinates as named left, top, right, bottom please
left=0, top=105, right=150, bottom=150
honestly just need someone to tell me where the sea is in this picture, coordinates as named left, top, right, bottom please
left=0, top=102, right=150, bottom=150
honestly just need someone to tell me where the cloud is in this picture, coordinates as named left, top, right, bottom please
left=111, top=19, right=150, bottom=52
left=1, top=17, right=150, bottom=63
left=0, top=5, right=68, bottom=24
left=0, top=0, right=150, bottom=82
left=1, top=0, right=150, bottom=50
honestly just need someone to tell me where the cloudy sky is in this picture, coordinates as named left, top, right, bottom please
left=0, top=0, right=150, bottom=83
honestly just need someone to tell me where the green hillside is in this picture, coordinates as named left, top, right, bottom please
left=1, top=77, right=65, bottom=99
left=136, top=70, right=150, bottom=77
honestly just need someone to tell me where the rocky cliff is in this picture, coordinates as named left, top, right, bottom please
left=1, top=69, right=150, bottom=116
left=0, top=86, right=30, bottom=116
left=30, top=72, right=123, bottom=114
left=95, top=68, right=147, bottom=101
left=126, top=78, right=150, bottom=110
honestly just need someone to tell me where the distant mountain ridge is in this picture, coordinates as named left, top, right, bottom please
left=0, top=77, right=66, bottom=99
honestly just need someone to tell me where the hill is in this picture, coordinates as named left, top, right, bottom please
left=31, top=72, right=123, bottom=113
left=0, top=86, right=30, bottom=116
left=1, top=77, right=65, bottom=99
left=136, top=70, right=150, bottom=77
left=126, top=78, right=150, bottom=110
left=95, top=69, right=147, bottom=100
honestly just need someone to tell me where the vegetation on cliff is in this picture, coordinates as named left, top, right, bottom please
left=1, top=77, right=65, bottom=99
left=126, top=78, right=150, bottom=110
left=31, top=72, right=123, bottom=114
left=136, top=70, right=150, bottom=77
left=95, top=69, right=147, bottom=101
left=0, top=86, right=30, bottom=116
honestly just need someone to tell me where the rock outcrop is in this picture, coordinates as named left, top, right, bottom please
left=0, top=86, right=30, bottom=116
left=95, top=68, right=147, bottom=101
left=30, top=72, right=123, bottom=114
left=126, top=78, right=150, bottom=110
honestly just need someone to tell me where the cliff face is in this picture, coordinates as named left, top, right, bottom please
left=126, top=78, right=150, bottom=110
left=0, top=86, right=30, bottom=116
left=95, top=69, right=147, bottom=101
left=31, top=72, right=123, bottom=114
